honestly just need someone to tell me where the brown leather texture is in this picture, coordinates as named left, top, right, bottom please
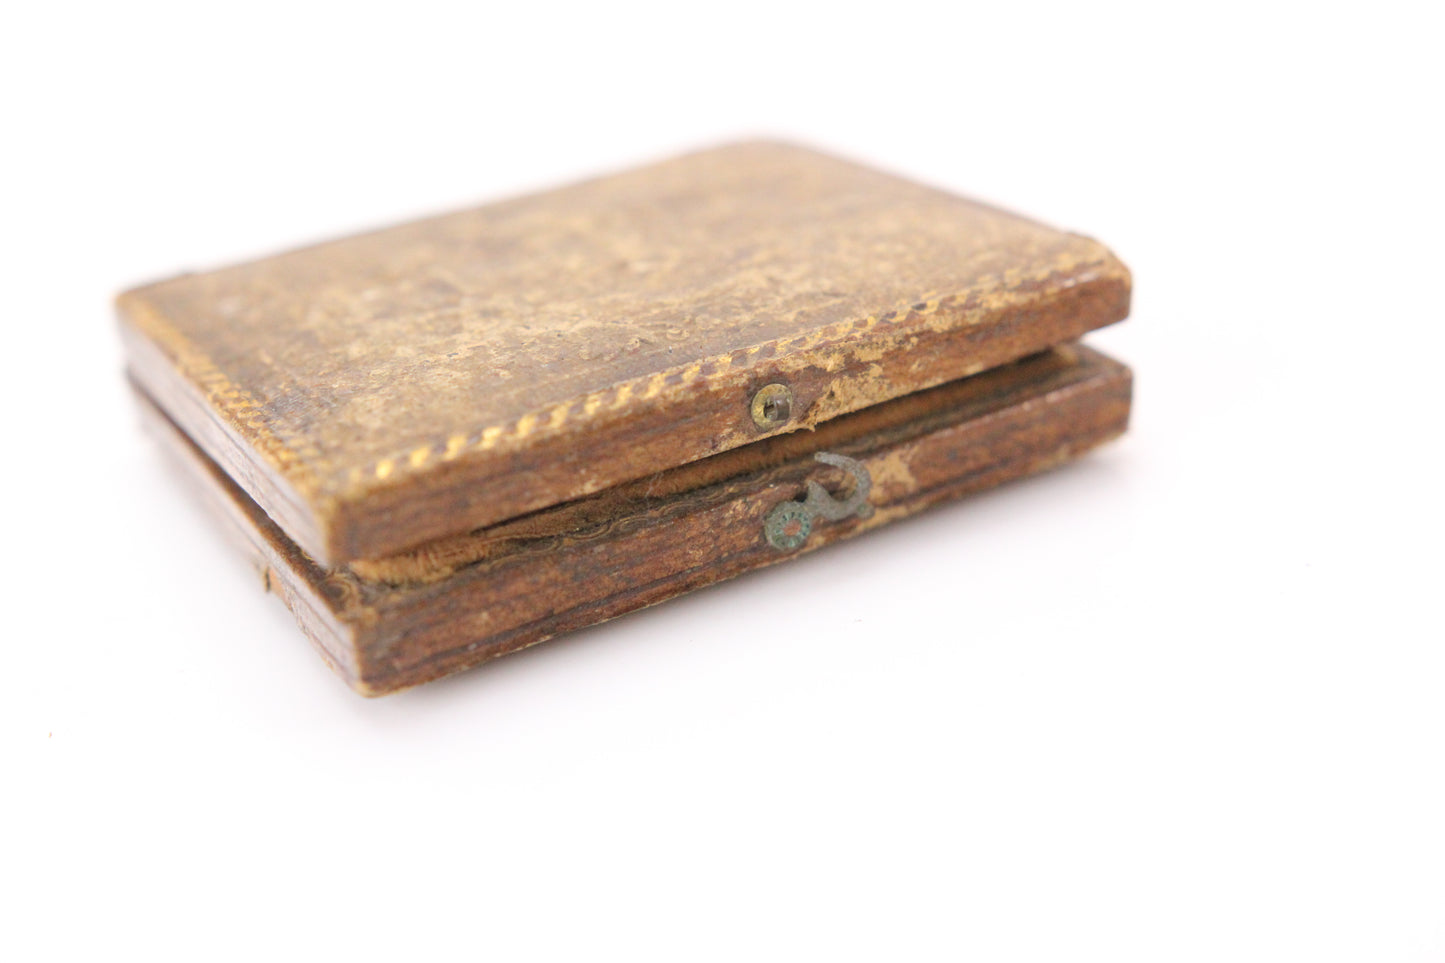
left=135, top=346, right=1133, bottom=695
left=118, top=141, right=1131, bottom=564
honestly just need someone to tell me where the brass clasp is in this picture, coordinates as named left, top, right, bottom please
left=763, top=452, right=874, bottom=551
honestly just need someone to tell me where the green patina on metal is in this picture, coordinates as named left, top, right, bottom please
left=763, top=452, right=873, bottom=551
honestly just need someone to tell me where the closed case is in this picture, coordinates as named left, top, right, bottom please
left=120, top=141, right=1133, bottom=694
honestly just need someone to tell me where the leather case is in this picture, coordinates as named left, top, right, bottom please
left=119, top=141, right=1133, bottom=694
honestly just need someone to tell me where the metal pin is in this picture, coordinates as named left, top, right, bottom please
left=750, top=383, right=794, bottom=430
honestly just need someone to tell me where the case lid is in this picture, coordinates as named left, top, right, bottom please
left=118, top=141, right=1130, bottom=565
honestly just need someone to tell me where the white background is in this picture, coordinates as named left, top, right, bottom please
left=4, top=2, right=1442, bottom=959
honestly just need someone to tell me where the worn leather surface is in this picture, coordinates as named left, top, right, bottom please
left=118, top=141, right=1130, bottom=563
left=135, top=346, right=1133, bottom=695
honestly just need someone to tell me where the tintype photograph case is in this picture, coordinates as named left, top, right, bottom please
left=118, top=141, right=1133, bottom=695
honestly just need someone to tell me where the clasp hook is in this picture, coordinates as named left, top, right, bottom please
left=763, top=452, right=874, bottom=551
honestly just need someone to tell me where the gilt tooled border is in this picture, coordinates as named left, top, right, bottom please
left=120, top=296, right=330, bottom=501
left=343, top=291, right=954, bottom=491
left=127, top=252, right=1116, bottom=506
